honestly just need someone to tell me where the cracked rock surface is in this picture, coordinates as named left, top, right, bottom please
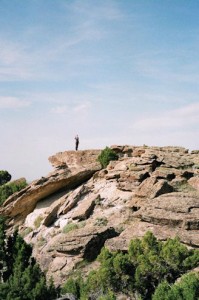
left=1, top=145, right=199, bottom=285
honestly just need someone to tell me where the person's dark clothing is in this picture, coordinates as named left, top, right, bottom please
left=75, top=136, right=79, bottom=151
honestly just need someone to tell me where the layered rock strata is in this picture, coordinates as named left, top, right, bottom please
left=1, top=146, right=199, bottom=285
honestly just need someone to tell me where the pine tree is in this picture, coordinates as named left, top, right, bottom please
left=0, top=216, right=6, bottom=282
left=0, top=218, right=59, bottom=300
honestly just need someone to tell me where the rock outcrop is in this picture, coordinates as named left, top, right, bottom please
left=1, top=145, right=199, bottom=286
left=1, top=150, right=101, bottom=227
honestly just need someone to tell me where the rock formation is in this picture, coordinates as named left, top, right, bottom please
left=1, top=146, right=199, bottom=286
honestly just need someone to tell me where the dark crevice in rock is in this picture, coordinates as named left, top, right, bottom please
left=58, top=173, right=96, bottom=194
left=141, top=217, right=184, bottom=227
left=57, top=248, right=83, bottom=255
left=167, top=173, right=176, bottom=181
left=131, top=206, right=140, bottom=212
left=140, top=172, right=150, bottom=182
left=188, top=206, right=199, bottom=213
left=151, top=160, right=164, bottom=172
left=83, top=228, right=119, bottom=262
left=182, top=171, right=194, bottom=180
left=156, top=173, right=176, bottom=181
left=178, top=164, right=194, bottom=170
left=154, top=182, right=173, bottom=198
left=184, top=220, right=199, bottom=230
left=56, top=243, right=84, bottom=255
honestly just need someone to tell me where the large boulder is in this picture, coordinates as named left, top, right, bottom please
left=135, top=192, right=199, bottom=230
left=0, top=150, right=101, bottom=226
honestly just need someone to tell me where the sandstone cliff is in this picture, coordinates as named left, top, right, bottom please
left=1, top=146, right=199, bottom=286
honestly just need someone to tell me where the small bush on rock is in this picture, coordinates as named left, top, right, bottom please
left=21, top=227, right=33, bottom=238
left=94, top=217, right=108, bottom=227
left=34, top=216, right=44, bottom=228
left=97, top=147, right=118, bottom=168
left=63, top=223, right=78, bottom=234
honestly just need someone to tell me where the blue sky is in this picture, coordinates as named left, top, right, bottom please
left=1, top=0, right=199, bottom=181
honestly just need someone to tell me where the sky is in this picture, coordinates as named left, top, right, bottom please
left=1, top=0, right=199, bottom=182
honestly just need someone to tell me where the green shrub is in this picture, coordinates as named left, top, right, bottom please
left=61, top=276, right=85, bottom=299
left=34, top=216, right=44, bottom=228
left=21, top=227, right=33, bottom=238
left=63, top=221, right=86, bottom=234
left=152, top=273, right=199, bottom=300
left=98, top=290, right=116, bottom=300
left=62, top=232, right=199, bottom=300
left=0, top=218, right=60, bottom=299
left=63, top=223, right=79, bottom=233
left=95, top=217, right=108, bottom=227
left=78, top=221, right=86, bottom=229
left=0, top=179, right=27, bottom=205
left=61, top=277, right=81, bottom=298
left=97, top=147, right=118, bottom=168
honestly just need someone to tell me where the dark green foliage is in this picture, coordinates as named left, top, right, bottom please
left=0, top=178, right=27, bottom=205
left=0, top=216, right=6, bottom=282
left=62, top=277, right=82, bottom=298
left=0, top=218, right=59, bottom=300
left=128, top=232, right=199, bottom=299
left=62, top=232, right=199, bottom=300
left=0, top=170, right=11, bottom=186
left=152, top=273, right=199, bottom=300
left=151, top=281, right=171, bottom=300
left=97, top=147, right=118, bottom=168
left=160, top=237, right=189, bottom=270
left=98, top=290, right=116, bottom=300
left=183, top=249, right=199, bottom=269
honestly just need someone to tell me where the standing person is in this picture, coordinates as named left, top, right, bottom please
left=75, top=134, right=79, bottom=151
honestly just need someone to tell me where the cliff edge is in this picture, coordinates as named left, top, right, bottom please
left=1, top=145, right=199, bottom=286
